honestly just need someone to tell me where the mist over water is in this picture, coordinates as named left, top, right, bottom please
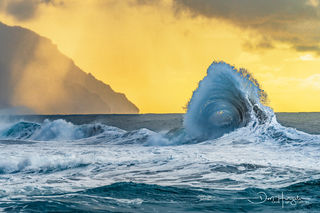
left=1, top=62, right=320, bottom=212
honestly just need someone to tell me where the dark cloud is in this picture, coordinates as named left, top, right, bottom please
left=134, top=0, right=159, bottom=4
left=243, top=37, right=274, bottom=52
left=129, top=0, right=161, bottom=6
left=295, top=45, right=320, bottom=54
left=6, top=0, right=38, bottom=21
left=173, top=0, right=320, bottom=54
left=0, top=0, right=62, bottom=21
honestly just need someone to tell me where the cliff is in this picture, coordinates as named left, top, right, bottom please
left=0, top=22, right=139, bottom=114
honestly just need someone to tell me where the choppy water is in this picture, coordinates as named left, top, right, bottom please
left=1, top=62, right=320, bottom=212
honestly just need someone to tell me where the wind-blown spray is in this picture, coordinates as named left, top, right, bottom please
left=184, top=62, right=269, bottom=140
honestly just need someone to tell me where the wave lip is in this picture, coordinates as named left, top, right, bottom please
left=184, top=62, right=268, bottom=140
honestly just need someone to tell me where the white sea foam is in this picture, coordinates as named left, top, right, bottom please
left=0, top=62, right=320, bottom=205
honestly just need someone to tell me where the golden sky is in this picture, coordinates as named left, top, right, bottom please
left=0, top=0, right=320, bottom=113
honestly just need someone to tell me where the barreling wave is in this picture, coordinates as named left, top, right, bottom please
left=184, top=62, right=271, bottom=140
left=0, top=62, right=317, bottom=146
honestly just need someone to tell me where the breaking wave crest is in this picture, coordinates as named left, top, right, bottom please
left=184, top=62, right=272, bottom=140
left=1, top=62, right=320, bottom=212
left=0, top=62, right=318, bottom=146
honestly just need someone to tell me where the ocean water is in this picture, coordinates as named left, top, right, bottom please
left=1, top=62, right=320, bottom=212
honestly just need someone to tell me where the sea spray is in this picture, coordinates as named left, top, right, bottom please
left=1, top=62, right=320, bottom=212
left=184, top=62, right=270, bottom=140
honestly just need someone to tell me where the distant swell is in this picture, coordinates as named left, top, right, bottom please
left=184, top=62, right=271, bottom=140
left=0, top=119, right=154, bottom=145
left=1, top=120, right=112, bottom=141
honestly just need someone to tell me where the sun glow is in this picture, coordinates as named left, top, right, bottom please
left=1, top=0, right=320, bottom=113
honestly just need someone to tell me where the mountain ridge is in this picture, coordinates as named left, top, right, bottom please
left=0, top=21, right=139, bottom=114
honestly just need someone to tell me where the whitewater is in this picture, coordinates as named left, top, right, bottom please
left=0, top=62, right=320, bottom=212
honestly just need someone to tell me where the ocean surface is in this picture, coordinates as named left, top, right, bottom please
left=1, top=62, right=320, bottom=212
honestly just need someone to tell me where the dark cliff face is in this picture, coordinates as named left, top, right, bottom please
left=0, top=22, right=139, bottom=114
